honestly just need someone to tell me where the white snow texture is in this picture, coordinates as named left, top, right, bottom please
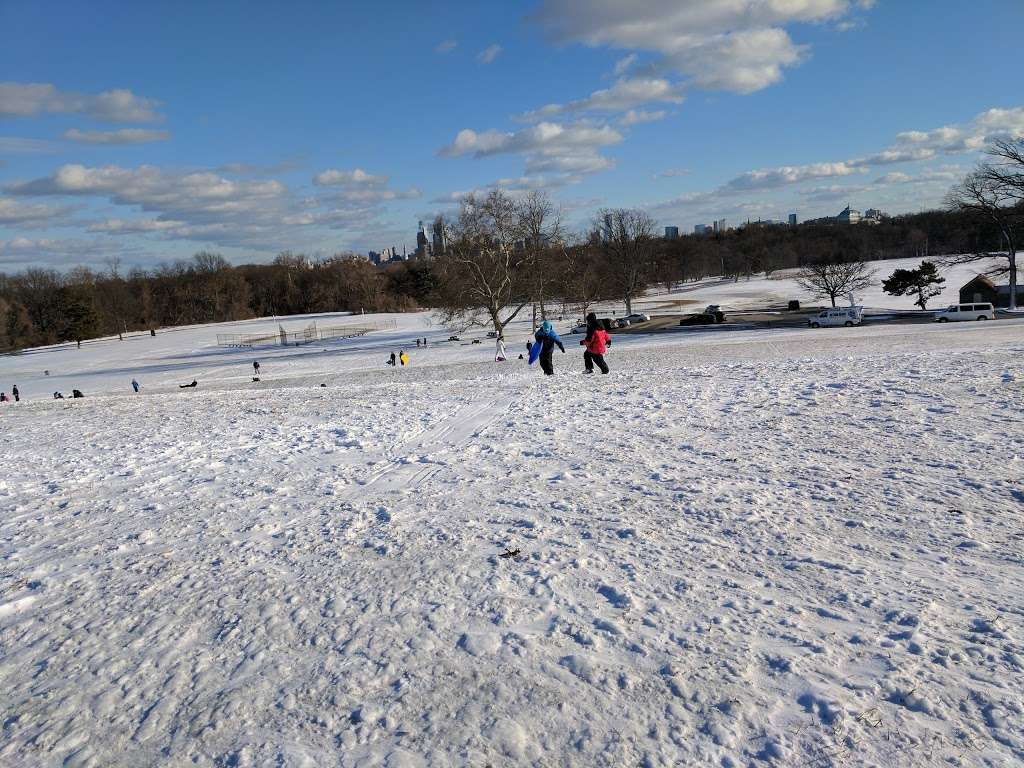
left=1, top=280, right=1023, bottom=766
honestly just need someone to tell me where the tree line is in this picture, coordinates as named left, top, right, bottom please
left=2, top=137, right=1020, bottom=350
left=0, top=253, right=436, bottom=351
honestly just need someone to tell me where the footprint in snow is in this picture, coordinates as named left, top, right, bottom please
left=597, top=584, right=632, bottom=609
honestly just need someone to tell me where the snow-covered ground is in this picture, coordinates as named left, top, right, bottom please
left=1, top=311, right=1023, bottom=767
left=634, top=255, right=1006, bottom=313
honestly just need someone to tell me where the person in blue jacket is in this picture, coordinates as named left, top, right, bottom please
left=533, top=320, right=565, bottom=376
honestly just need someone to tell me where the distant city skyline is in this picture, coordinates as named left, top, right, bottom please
left=1, top=1, right=1022, bottom=270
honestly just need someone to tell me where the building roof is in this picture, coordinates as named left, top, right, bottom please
left=961, top=274, right=996, bottom=289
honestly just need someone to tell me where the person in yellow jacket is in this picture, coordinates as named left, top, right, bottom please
left=399, top=350, right=409, bottom=366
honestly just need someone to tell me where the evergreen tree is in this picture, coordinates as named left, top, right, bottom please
left=882, top=261, right=946, bottom=309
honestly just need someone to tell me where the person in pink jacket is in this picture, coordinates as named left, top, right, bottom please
left=580, top=312, right=611, bottom=374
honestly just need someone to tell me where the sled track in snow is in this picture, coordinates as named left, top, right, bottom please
left=344, top=395, right=513, bottom=497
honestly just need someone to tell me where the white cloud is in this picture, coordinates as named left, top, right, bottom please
left=0, top=136, right=59, bottom=154
left=0, top=236, right=130, bottom=266
left=723, top=161, right=864, bottom=192
left=620, top=109, right=667, bottom=126
left=0, top=82, right=164, bottom=122
left=310, top=168, right=420, bottom=222
left=440, top=121, right=622, bottom=184
left=64, top=128, right=171, bottom=144
left=0, top=197, right=70, bottom=227
left=532, top=1, right=860, bottom=94
left=873, top=172, right=911, bottom=185
left=613, top=54, right=638, bottom=76
left=87, top=218, right=184, bottom=233
left=654, top=168, right=691, bottom=178
left=216, top=160, right=300, bottom=175
left=6, top=164, right=299, bottom=250
left=313, top=168, right=389, bottom=186
left=850, top=147, right=937, bottom=166
left=647, top=106, right=1024, bottom=226
left=478, top=44, right=503, bottom=64
left=520, top=77, right=683, bottom=121
left=854, top=107, right=1024, bottom=166
left=873, top=169, right=960, bottom=186
left=835, top=18, right=865, bottom=32
left=440, top=122, right=622, bottom=159
left=436, top=39, right=457, bottom=54
left=798, top=184, right=868, bottom=202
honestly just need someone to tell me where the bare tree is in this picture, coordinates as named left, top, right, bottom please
left=982, top=137, right=1024, bottom=202
left=945, top=169, right=1020, bottom=310
left=431, top=189, right=535, bottom=336
left=597, top=208, right=655, bottom=314
left=559, top=237, right=614, bottom=319
left=794, top=260, right=875, bottom=307
left=519, top=191, right=563, bottom=322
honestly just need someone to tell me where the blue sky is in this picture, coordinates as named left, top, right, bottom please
left=1, top=0, right=1022, bottom=270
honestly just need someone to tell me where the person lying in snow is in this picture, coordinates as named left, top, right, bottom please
left=580, top=312, right=611, bottom=374
left=532, top=320, right=565, bottom=376
left=179, top=380, right=197, bottom=388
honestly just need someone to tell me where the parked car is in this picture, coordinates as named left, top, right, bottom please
left=570, top=323, right=587, bottom=334
left=486, top=330, right=497, bottom=338
left=808, top=307, right=863, bottom=328
left=448, top=335, right=460, bottom=341
left=615, top=318, right=630, bottom=328
left=625, top=313, right=650, bottom=323
left=933, top=303, right=995, bottom=322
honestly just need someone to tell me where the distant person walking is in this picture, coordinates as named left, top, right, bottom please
left=388, top=352, right=397, bottom=367
left=532, top=321, right=565, bottom=376
left=399, top=350, right=409, bottom=366
left=12, top=385, right=19, bottom=402
left=131, top=379, right=140, bottom=393
left=580, top=312, right=611, bottom=374
left=253, top=360, right=260, bottom=375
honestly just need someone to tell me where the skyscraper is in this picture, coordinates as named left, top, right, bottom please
left=431, top=219, right=448, bottom=256
left=788, top=213, right=798, bottom=226
left=664, top=226, right=679, bottom=239
left=602, top=213, right=613, bottom=242
left=415, top=221, right=431, bottom=259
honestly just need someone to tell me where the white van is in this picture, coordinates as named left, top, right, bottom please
left=933, top=303, right=995, bottom=322
left=808, top=307, right=862, bottom=328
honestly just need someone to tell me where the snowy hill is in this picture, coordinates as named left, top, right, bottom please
left=1, top=307, right=1023, bottom=766
left=637, top=254, right=1007, bottom=313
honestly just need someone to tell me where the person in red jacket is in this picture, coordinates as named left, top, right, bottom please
left=580, top=312, right=611, bottom=374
